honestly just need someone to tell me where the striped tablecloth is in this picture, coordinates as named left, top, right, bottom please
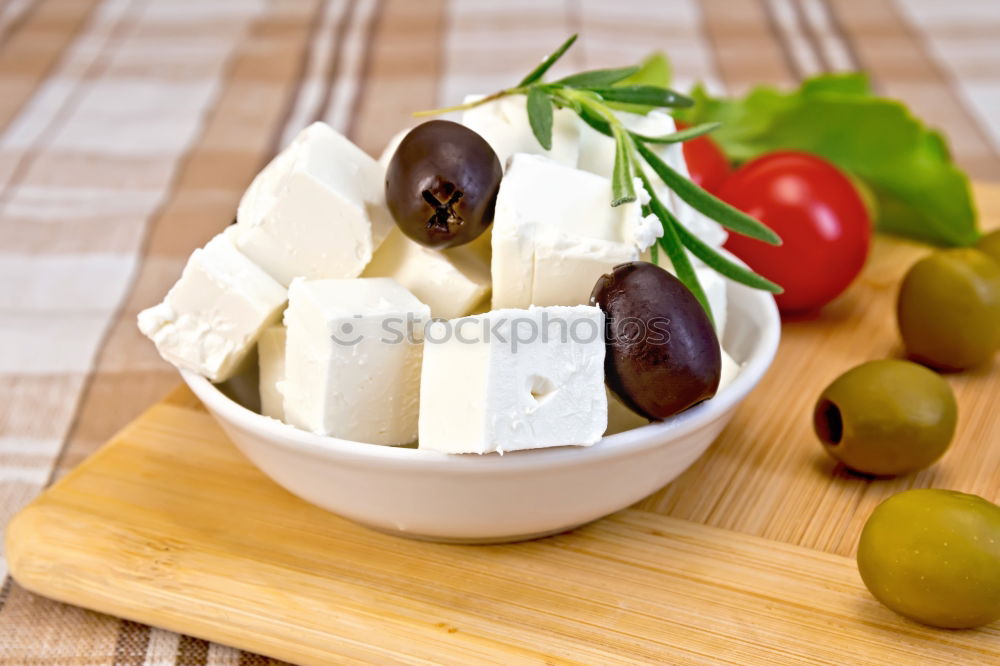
left=0, top=0, right=997, bottom=663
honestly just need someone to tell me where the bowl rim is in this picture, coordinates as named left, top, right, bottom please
left=181, top=282, right=780, bottom=473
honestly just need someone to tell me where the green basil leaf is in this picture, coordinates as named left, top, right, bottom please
left=555, top=66, right=639, bottom=88
left=592, top=85, right=693, bottom=108
left=526, top=87, right=554, bottom=150
left=677, top=73, right=979, bottom=247
left=635, top=141, right=781, bottom=245
left=617, top=52, right=671, bottom=88
left=518, top=34, right=578, bottom=86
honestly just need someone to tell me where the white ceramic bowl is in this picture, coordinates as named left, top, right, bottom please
left=182, top=279, right=780, bottom=543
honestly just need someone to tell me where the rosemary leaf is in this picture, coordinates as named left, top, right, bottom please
left=630, top=122, right=721, bottom=144
left=674, top=222, right=783, bottom=294
left=518, top=34, right=578, bottom=86
left=611, top=126, right=637, bottom=206
left=643, top=200, right=714, bottom=324
left=526, top=87, right=554, bottom=150
left=556, top=66, right=639, bottom=88
left=576, top=104, right=613, bottom=137
left=635, top=141, right=781, bottom=245
left=591, top=85, right=693, bottom=108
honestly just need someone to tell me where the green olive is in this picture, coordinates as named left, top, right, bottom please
left=976, top=229, right=1000, bottom=265
left=897, top=248, right=1000, bottom=370
left=858, top=489, right=1000, bottom=629
left=813, top=360, right=956, bottom=476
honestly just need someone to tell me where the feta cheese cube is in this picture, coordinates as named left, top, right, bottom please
left=258, top=325, right=286, bottom=420
left=578, top=110, right=728, bottom=248
left=362, top=228, right=491, bottom=319
left=282, top=278, right=430, bottom=444
left=605, top=388, right=650, bottom=436
left=234, top=122, right=393, bottom=286
left=462, top=95, right=581, bottom=169
left=137, top=228, right=286, bottom=382
left=418, top=305, right=607, bottom=454
left=720, top=348, right=740, bottom=391
left=491, top=153, right=661, bottom=309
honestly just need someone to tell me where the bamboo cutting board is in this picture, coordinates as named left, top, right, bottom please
left=6, top=185, right=1000, bottom=664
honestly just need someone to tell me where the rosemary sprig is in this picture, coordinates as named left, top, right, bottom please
left=415, top=34, right=784, bottom=314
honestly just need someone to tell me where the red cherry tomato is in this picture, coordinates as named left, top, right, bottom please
left=676, top=121, right=730, bottom=194
left=719, top=152, right=871, bottom=313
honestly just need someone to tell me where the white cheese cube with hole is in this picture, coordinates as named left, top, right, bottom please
left=491, top=154, right=661, bottom=309
left=462, top=95, right=580, bottom=169
left=258, top=325, right=286, bottom=420
left=137, top=228, right=286, bottom=382
left=282, top=278, right=430, bottom=444
left=578, top=110, right=727, bottom=248
left=234, top=122, right=393, bottom=286
left=419, top=305, right=607, bottom=454
left=362, top=228, right=491, bottom=319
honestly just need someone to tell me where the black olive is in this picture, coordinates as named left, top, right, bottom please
left=591, top=261, right=721, bottom=420
left=385, top=120, right=502, bottom=249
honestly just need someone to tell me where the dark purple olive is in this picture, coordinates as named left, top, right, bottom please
left=385, top=120, right=502, bottom=249
left=591, top=261, right=721, bottom=420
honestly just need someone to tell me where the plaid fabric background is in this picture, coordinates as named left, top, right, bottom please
left=0, top=0, right=997, bottom=663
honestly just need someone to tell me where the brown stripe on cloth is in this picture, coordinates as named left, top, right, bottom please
left=819, top=0, right=862, bottom=70
left=176, top=634, right=209, bottom=666
left=569, top=3, right=714, bottom=89
left=112, top=620, right=153, bottom=666
left=0, top=578, right=125, bottom=660
left=828, top=0, right=1000, bottom=180
left=0, top=0, right=40, bottom=46
left=238, top=652, right=288, bottom=666
left=791, top=0, right=832, bottom=72
left=343, top=0, right=384, bottom=146
left=699, top=0, right=798, bottom=93
left=757, top=0, right=804, bottom=81
left=0, top=0, right=103, bottom=133
left=309, top=0, right=358, bottom=127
